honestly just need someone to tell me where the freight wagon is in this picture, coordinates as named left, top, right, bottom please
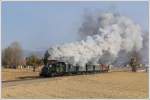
left=40, top=60, right=109, bottom=77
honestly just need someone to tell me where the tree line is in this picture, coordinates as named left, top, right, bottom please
left=2, top=42, right=43, bottom=69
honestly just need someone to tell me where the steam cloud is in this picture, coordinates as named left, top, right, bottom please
left=47, top=12, right=148, bottom=67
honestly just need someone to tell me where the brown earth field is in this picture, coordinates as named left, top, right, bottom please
left=1, top=68, right=149, bottom=99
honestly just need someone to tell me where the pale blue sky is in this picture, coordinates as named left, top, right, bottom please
left=2, top=1, right=149, bottom=51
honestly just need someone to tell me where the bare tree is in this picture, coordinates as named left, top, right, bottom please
left=2, top=42, right=23, bottom=68
left=26, top=54, right=43, bottom=72
left=131, top=50, right=141, bottom=64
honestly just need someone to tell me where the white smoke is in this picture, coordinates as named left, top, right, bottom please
left=47, top=12, right=146, bottom=67
left=139, top=32, right=149, bottom=64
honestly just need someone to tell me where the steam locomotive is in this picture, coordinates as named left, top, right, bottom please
left=40, top=60, right=109, bottom=77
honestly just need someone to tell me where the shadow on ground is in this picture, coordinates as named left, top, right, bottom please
left=2, top=76, right=41, bottom=83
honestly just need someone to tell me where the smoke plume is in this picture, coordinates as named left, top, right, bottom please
left=47, top=12, right=148, bottom=67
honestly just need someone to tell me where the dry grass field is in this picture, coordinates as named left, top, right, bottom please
left=2, top=68, right=149, bottom=99
left=2, top=68, right=40, bottom=81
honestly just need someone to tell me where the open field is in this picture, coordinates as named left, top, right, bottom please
left=2, top=68, right=41, bottom=81
left=2, top=68, right=149, bottom=99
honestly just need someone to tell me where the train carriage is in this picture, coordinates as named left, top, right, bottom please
left=40, top=60, right=109, bottom=77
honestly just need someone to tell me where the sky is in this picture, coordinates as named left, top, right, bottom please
left=2, top=1, right=149, bottom=51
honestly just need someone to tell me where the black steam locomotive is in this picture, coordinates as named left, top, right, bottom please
left=40, top=60, right=109, bottom=77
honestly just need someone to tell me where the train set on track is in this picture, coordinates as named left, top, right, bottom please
left=40, top=60, right=110, bottom=77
